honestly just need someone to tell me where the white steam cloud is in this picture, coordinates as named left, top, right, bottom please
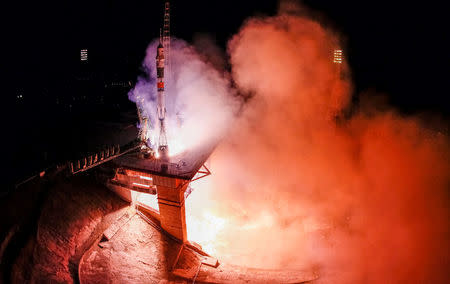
left=128, top=38, right=239, bottom=155
left=130, top=3, right=449, bottom=283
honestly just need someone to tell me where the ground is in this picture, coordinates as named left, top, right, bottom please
left=1, top=173, right=318, bottom=283
left=80, top=210, right=318, bottom=283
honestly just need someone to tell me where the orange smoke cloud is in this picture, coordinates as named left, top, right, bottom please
left=186, top=3, right=449, bottom=284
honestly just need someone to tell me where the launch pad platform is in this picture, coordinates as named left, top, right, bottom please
left=111, top=141, right=216, bottom=181
left=105, top=140, right=217, bottom=242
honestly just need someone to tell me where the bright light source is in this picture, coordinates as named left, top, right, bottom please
left=139, top=176, right=153, bottom=181
left=333, top=49, right=343, bottom=64
left=80, top=49, right=88, bottom=61
left=132, top=182, right=150, bottom=188
left=137, top=193, right=159, bottom=212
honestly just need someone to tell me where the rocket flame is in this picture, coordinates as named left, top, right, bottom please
left=166, top=135, right=186, bottom=157
left=130, top=3, right=449, bottom=282
left=186, top=208, right=227, bottom=255
left=187, top=4, right=448, bottom=284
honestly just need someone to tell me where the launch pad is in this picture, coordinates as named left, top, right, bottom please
left=113, top=143, right=214, bottom=181
left=106, top=141, right=215, bottom=242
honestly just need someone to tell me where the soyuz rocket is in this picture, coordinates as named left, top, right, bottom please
left=156, top=39, right=169, bottom=159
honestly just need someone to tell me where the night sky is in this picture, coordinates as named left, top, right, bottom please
left=2, top=0, right=448, bottom=187
left=5, top=0, right=448, bottom=115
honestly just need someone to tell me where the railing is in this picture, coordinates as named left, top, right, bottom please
left=70, top=143, right=140, bottom=175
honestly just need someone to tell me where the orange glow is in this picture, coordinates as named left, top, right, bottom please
left=137, top=193, right=160, bottom=212
left=183, top=5, right=449, bottom=283
left=125, top=3, right=449, bottom=282
left=139, top=176, right=153, bottom=181
left=125, top=170, right=152, bottom=179
left=186, top=207, right=227, bottom=255
left=132, top=182, right=150, bottom=188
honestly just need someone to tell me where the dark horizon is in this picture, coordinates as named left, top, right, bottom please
left=3, top=0, right=448, bottom=189
left=4, top=0, right=448, bottom=116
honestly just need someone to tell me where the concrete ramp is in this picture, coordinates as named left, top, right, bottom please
left=79, top=213, right=319, bottom=284
left=101, top=207, right=135, bottom=241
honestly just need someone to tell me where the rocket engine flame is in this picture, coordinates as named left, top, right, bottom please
left=131, top=2, right=449, bottom=283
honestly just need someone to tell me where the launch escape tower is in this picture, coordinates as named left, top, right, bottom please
left=163, top=1, right=171, bottom=80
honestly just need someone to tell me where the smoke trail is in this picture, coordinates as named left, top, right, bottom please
left=184, top=3, right=449, bottom=284
left=129, top=4, right=448, bottom=282
left=128, top=38, right=239, bottom=155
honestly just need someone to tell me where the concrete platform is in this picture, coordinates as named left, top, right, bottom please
left=112, top=140, right=217, bottom=180
left=79, top=214, right=319, bottom=283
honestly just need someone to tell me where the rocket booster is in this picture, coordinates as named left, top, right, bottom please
left=156, top=42, right=166, bottom=121
left=156, top=41, right=168, bottom=159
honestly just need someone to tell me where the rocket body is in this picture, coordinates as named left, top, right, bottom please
left=156, top=43, right=166, bottom=121
left=156, top=42, right=168, bottom=158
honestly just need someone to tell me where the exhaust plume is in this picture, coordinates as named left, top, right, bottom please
left=185, top=4, right=449, bottom=284
left=129, top=3, right=448, bottom=282
left=129, top=38, right=239, bottom=156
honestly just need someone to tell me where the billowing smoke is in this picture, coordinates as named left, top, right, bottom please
left=130, top=2, right=449, bottom=283
left=128, top=38, right=239, bottom=156
left=185, top=4, right=449, bottom=284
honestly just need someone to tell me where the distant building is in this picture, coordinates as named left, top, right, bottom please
left=80, top=49, right=88, bottom=62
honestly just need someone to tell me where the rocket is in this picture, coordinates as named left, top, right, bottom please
left=156, top=42, right=165, bottom=120
left=156, top=39, right=169, bottom=159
